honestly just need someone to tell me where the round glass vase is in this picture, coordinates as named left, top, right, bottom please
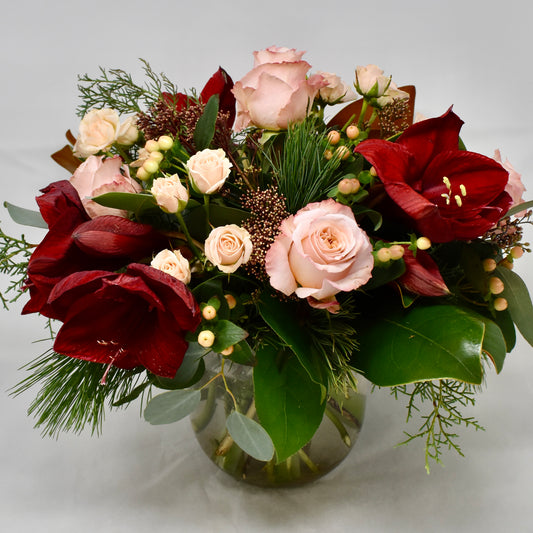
left=190, top=352, right=368, bottom=487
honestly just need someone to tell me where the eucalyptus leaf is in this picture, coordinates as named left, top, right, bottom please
left=253, top=344, right=326, bottom=463
left=193, top=94, right=219, bottom=150
left=144, top=389, right=200, bottom=425
left=355, top=305, right=488, bottom=386
left=503, top=199, right=533, bottom=219
left=495, top=266, right=533, bottom=347
left=4, top=202, right=47, bottom=229
left=226, top=411, right=274, bottom=462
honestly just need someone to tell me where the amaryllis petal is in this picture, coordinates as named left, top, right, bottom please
left=36, top=180, right=87, bottom=227
left=399, top=248, right=450, bottom=297
left=200, top=67, right=236, bottom=127
left=72, top=216, right=167, bottom=258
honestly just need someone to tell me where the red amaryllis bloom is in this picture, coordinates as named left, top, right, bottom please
left=399, top=247, right=449, bottom=297
left=22, top=181, right=167, bottom=318
left=355, top=109, right=512, bottom=242
left=162, top=67, right=236, bottom=127
left=47, top=264, right=201, bottom=378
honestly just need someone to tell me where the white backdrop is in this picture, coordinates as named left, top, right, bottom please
left=1, top=1, right=532, bottom=532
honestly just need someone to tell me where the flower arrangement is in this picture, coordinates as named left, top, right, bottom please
left=2, top=46, right=532, bottom=477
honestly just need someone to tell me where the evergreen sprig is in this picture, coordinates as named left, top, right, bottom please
left=0, top=226, right=34, bottom=309
left=76, top=59, right=180, bottom=118
left=267, top=118, right=343, bottom=212
left=392, top=380, right=484, bottom=473
left=11, top=348, right=151, bottom=437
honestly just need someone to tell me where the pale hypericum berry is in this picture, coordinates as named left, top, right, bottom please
left=389, top=244, right=405, bottom=260
left=327, top=130, right=341, bottom=145
left=202, top=305, right=217, bottom=320
left=158, top=135, right=173, bottom=151
left=220, top=345, right=234, bottom=356
left=324, top=149, right=333, bottom=160
left=198, top=330, right=215, bottom=348
left=493, top=297, right=508, bottom=311
left=482, top=258, right=497, bottom=272
left=416, top=237, right=431, bottom=250
left=500, top=259, right=514, bottom=270
left=224, top=294, right=237, bottom=309
left=136, top=167, right=150, bottom=181
left=142, top=159, right=159, bottom=174
left=149, top=151, right=164, bottom=163
left=335, top=146, right=350, bottom=160
left=376, top=247, right=391, bottom=262
left=489, top=277, right=505, bottom=295
left=346, top=125, right=360, bottom=139
left=338, top=178, right=360, bottom=195
left=145, top=139, right=160, bottom=152
left=369, top=166, right=377, bottom=177
left=511, top=246, right=524, bottom=259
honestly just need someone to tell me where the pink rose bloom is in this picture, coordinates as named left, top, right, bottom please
left=232, top=46, right=327, bottom=131
left=265, top=199, right=374, bottom=307
left=70, top=155, right=142, bottom=218
left=494, top=149, right=527, bottom=216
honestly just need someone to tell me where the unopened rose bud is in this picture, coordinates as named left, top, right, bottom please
left=145, top=139, right=160, bottom=152
left=142, top=159, right=159, bottom=174
left=510, top=246, right=524, bottom=259
left=482, top=258, right=497, bottom=272
left=220, top=345, right=234, bottom=356
left=327, top=130, right=341, bottom=145
left=489, top=277, right=504, bottom=295
left=346, top=125, right=360, bottom=139
left=158, top=135, right=173, bottom=151
left=202, top=305, right=217, bottom=320
left=149, top=151, right=164, bottom=163
left=224, top=294, right=237, bottom=309
left=335, top=146, right=350, bottom=160
left=416, top=237, right=431, bottom=250
left=493, top=297, right=508, bottom=311
left=376, top=247, right=391, bottom=262
left=198, top=330, right=215, bottom=348
left=389, top=244, right=405, bottom=260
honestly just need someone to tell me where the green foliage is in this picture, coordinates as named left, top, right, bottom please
left=144, top=389, right=201, bottom=425
left=393, top=380, right=484, bottom=473
left=267, top=118, right=343, bottom=212
left=91, top=191, right=158, bottom=217
left=11, top=349, right=149, bottom=437
left=193, top=94, right=219, bottom=150
left=76, top=59, right=180, bottom=117
left=0, top=226, right=35, bottom=309
left=4, top=202, right=47, bottom=229
left=226, top=411, right=274, bottom=462
left=253, top=344, right=326, bottom=462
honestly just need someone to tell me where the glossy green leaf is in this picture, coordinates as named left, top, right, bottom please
left=257, top=291, right=328, bottom=394
left=355, top=305, right=488, bottom=386
left=253, top=344, right=326, bottom=462
left=144, top=389, right=200, bottom=425
left=91, top=192, right=158, bottom=215
left=184, top=204, right=249, bottom=241
left=4, top=202, right=47, bottom=229
left=226, top=411, right=274, bottom=462
left=478, top=315, right=507, bottom=373
left=192, top=277, right=230, bottom=319
left=503, top=199, right=533, bottom=219
left=227, top=339, right=255, bottom=365
left=495, top=266, right=533, bottom=347
left=112, top=381, right=150, bottom=406
left=152, top=343, right=207, bottom=390
left=211, top=320, right=248, bottom=353
left=363, top=259, right=405, bottom=290
left=493, top=309, right=516, bottom=352
left=193, top=94, right=219, bottom=150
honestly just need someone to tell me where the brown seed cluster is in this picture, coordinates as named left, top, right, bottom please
left=137, top=99, right=181, bottom=140
left=379, top=98, right=410, bottom=138
left=241, top=186, right=289, bottom=281
left=483, top=216, right=525, bottom=250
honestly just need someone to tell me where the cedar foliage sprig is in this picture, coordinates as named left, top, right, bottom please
left=392, top=380, right=484, bottom=473
left=76, top=59, right=180, bottom=118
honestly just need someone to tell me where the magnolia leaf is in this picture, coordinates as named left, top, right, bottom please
left=478, top=315, right=507, bottom=373
left=50, top=144, right=81, bottom=173
left=493, top=309, right=516, bottom=352
left=257, top=291, right=328, bottom=394
left=355, top=305, right=488, bottom=386
left=4, top=202, right=47, bottom=229
left=144, top=389, right=200, bottom=425
left=91, top=192, right=158, bottom=215
left=184, top=204, right=249, bottom=241
left=253, top=344, right=326, bottom=463
left=226, top=411, right=274, bottom=462
left=495, top=266, right=533, bottom=347
left=364, top=259, right=405, bottom=290
left=193, top=94, right=219, bottom=150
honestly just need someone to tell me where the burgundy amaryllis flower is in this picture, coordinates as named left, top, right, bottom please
left=162, top=67, right=236, bottom=127
left=398, top=247, right=449, bottom=297
left=47, top=264, right=201, bottom=378
left=355, top=109, right=512, bottom=242
left=22, top=180, right=167, bottom=318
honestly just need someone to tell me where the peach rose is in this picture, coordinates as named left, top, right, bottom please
left=151, top=249, right=191, bottom=284
left=316, top=72, right=356, bottom=104
left=232, top=46, right=327, bottom=131
left=116, top=115, right=139, bottom=146
left=151, top=175, right=189, bottom=214
left=186, top=148, right=232, bottom=194
left=204, top=224, right=253, bottom=273
left=265, top=199, right=374, bottom=306
left=494, top=149, right=527, bottom=216
left=355, top=65, right=391, bottom=98
left=69, top=155, right=142, bottom=218
left=73, top=108, right=120, bottom=157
